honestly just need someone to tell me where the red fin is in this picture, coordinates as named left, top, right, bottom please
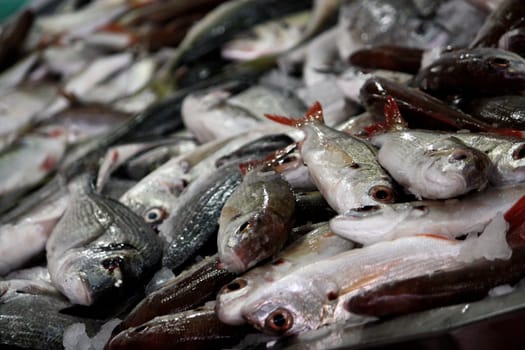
left=265, top=101, right=324, bottom=127
left=493, top=128, right=524, bottom=139
left=40, top=155, right=58, bottom=172
left=504, top=195, right=525, bottom=231
left=238, top=160, right=260, bottom=176
left=364, top=96, right=407, bottom=137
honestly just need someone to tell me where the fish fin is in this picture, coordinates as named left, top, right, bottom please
left=364, top=96, right=407, bottom=136
left=493, top=128, right=524, bottom=139
left=415, top=233, right=455, bottom=241
left=238, top=160, right=259, bottom=176
left=504, top=194, right=525, bottom=231
left=265, top=101, right=324, bottom=127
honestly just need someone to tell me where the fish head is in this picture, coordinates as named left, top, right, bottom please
left=472, top=49, right=525, bottom=89
left=489, top=141, right=525, bottom=186
left=216, top=276, right=259, bottom=325
left=52, top=244, right=146, bottom=305
left=241, top=277, right=332, bottom=336
left=218, top=210, right=289, bottom=273
left=121, top=191, right=179, bottom=231
left=421, top=143, right=491, bottom=197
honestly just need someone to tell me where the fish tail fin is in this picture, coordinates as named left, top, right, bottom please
left=364, top=96, right=407, bottom=136
left=265, top=101, right=324, bottom=127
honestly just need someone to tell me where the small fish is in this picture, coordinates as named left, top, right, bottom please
left=372, top=129, right=491, bottom=199
left=415, top=48, right=525, bottom=96
left=266, top=102, right=396, bottom=214
left=330, top=185, right=525, bottom=246
left=218, top=162, right=295, bottom=273
left=108, top=306, right=253, bottom=350
left=46, top=175, right=163, bottom=305
left=216, top=223, right=354, bottom=325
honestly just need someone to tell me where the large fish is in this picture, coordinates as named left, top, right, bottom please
left=266, top=102, right=396, bottom=214
left=330, top=185, right=525, bottom=246
left=46, top=176, right=163, bottom=305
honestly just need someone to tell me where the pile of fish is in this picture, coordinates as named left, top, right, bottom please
left=3, top=0, right=525, bottom=349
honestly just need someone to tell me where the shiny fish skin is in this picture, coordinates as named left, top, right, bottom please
left=240, top=235, right=464, bottom=336
left=372, top=130, right=491, bottom=199
left=218, top=165, right=295, bottom=273
left=216, top=223, right=354, bottom=325
left=330, top=185, right=525, bottom=246
left=46, top=176, right=163, bottom=306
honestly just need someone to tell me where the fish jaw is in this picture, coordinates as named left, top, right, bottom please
left=48, top=249, right=93, bottom=305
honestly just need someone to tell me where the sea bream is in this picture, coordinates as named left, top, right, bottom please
left=330, top=184, right=525, bottom=246
left=266, top=102, right=396, bottom=214
left=46, top=175, right=162, bottom=305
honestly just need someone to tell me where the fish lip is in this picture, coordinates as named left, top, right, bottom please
left=219, top=251, right=247, bottom=274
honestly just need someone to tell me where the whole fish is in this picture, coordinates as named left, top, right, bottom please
left=415, top=48, right=525, bottom=96
left=160, top=134, right=294, bottom=270
left=240, top=234, right=466, bottom=336
left=330, top=185, right=525, bottom=246
left=266, top=102, right=396, bottom=214
left=218, top=163, right=295, bottom=273
left=371, top=130, right=491, bottom=199
left=108, top=307, right=252, bottom=350
left=46, top=176, right=163, bottom=305
left=116, top=254, right=235, bottom=332
left=216, top=223, right=354, bottom=325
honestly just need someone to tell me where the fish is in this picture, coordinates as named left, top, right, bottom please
left=266, top=102, right=396, bottom=214
left=415, top=48, right=525, bottom=96
left=108, top=306, right=253, bottom=350
left=240, top=234, right=466, bottom=336
left=115, top=254, right=235, bottom=332
left=0, top=127, right=68, bottom=215
left=160, top=134, right=293, bottom=271
left=329, top=185, right=525, bottom=246
left=0, top=291, right=102, bottom=350
left=371, top=129, right=491, bottom=199
left=46, top=175, right=163, bottom=305
left=470, top=0, right=525, bottom=48
left=216, top=223, right=354, bottom=325
left=349, top=45, right=423, bottom=75
left=217, top=162, right=296, bottom=273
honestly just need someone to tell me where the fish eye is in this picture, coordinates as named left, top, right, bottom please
left=264, top=308, right=293, bottom=334
left=223, top=278, right=247, bottom=293
left=488, top=57, right=509, bottom=68
left=237, top=221, right=251, bottom=234
left=449, top=149, right=470, bottom=162
left=144, top=207, right=167, bottom=224
left=101, top=256, right=124, bottom=272
left=369, top=186, right=395, bottom=203
left=513, top=144, right=525, bottom=160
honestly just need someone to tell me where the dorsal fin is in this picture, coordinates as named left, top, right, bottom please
left=265, top=101, right=324, bottom=127
left=364, top=96, right=408, bottom=136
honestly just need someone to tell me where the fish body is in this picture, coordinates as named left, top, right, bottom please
left=240, top=235, right=464, bottom=336
left=218, top=165, right=295, bottom=273
left=330, top=185, right=525, bottom=246
left=46, top=176, right=162, bottom=305
left=267, top=103, right=396, bottom=214
left=372, top=130, right=491, bottom=199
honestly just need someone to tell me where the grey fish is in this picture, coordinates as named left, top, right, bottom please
left=218, top=164, right=296, bottom=273
left=371, top=130, right=491, bottom=199
left=46, top=175, right=162, bottom=305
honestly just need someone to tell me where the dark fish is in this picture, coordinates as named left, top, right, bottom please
left=349, top=45, right=423, bottom=74
left=115, top=255, right=235, bottom=332
left=458, top=95, right=525, bottom=129
left=0, top=10, right=34, bottom=72
left=470, top=0, right=525, bottom=48
left=360, top=76, right=522, bottom=135
left=415, top=48, right=525, bottom=96
left=46, top=176, right=163, bottom=305
left=108, top=307, right=253, bottom=350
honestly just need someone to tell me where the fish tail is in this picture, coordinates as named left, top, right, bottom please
left=364, top=96, right=407, bottom=136
left=265, top=101, right=324, bottom=127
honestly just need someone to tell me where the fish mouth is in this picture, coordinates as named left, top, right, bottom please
left=220, top=251, right=248, bottom=274
left=51, top=251, right=93, bottom=305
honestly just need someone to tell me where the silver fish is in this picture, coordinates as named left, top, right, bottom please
left=371, top=130, right=491, bottom=199
left=46, top=176, right=162, bottom=305
left=330, top=184, right=525, bottom=246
